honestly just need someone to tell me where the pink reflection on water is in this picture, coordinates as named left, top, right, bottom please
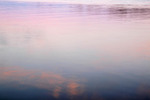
left=0, top=66, right=84, bottom=98
left=67, top=82, right=81, bottom=95
left=0, top=9, right=150, bottom=72
left=0, top=2, right=150, bottom=99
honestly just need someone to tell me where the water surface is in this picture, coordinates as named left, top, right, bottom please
left=0, top=1, right=150, bottom=100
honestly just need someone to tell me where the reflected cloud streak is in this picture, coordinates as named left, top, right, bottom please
left=0, top=66, right=84, bottom=98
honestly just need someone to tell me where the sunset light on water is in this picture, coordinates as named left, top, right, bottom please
left=0, top=0, right=150, bottom=100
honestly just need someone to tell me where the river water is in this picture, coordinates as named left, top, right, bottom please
left=0, top=1, right=150, bottom=100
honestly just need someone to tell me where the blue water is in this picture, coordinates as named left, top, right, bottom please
left=0, top=1, right=150, bottom=100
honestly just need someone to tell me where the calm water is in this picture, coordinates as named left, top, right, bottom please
left=0, top=1, right=150, bottom=100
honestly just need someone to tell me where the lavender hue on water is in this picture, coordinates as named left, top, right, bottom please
left=0, top=1, right=150, bottom=100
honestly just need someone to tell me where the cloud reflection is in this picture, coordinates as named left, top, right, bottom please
left=0, top=1, right=150, bottom=100
left=0, top=66, right=84, bottom=98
